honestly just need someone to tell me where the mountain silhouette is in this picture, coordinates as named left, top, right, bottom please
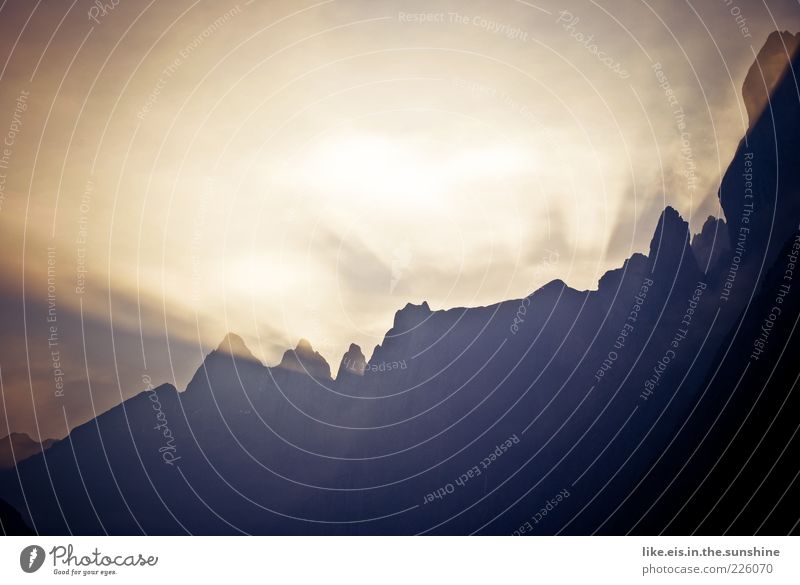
left=0, top=433, right=57, bottom=470
left=277, top=338, right=332, bottom=380
left=0, top=32, right=798, bottom=535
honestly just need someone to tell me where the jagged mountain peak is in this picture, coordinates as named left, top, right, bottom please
left=296, top=338, right=314, bottom=353
left=596, top=252, right=649, bottom=292
left=649, top=206, right=690, bottom=254
left=277, top=338, right=332, bottom=379
left=400, top=300, right=431, bottom=313
left=527, top=278, right=583, bottom=300
left=538, top=278, right=568, bottom=293
left=392, top=301, right=432, bottom=332
left=215, top=332, right=257, bottom=360
left=646, top=206, right=701, bottom=279
left=338, top=343, right=366, bottom=378
left=691, top=216, right=730, bottom=273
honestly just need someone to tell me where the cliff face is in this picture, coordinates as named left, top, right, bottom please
left=720, top=32, right=800, bottom=281
left=742, top=31, right=800, bottom=128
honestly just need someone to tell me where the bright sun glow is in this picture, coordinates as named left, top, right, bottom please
left=281, top=132, right=538, bottom=206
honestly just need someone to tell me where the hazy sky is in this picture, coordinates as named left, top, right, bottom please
left=1, top=0, right=799, bottom=439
